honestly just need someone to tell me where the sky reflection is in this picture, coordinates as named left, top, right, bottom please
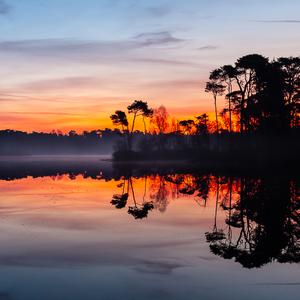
left=0, top=172, right=299, bottom=300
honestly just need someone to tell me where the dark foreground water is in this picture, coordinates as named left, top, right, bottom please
left=0, top=157, right=299, bottom=300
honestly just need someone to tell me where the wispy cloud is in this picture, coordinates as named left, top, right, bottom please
left=133, top=31, right=184, bottom=46
left=0, top=33, right=190, bottom=68
left=145, top=79, right=201, bottom=89
left=133, top=58, right=197, bottom=67
left=0, top=32, right=184, bottom=57
left=0, top=0, right=10, bottom=15
left=253, top=19, right=300, bottom=23
left=197, top=45, right=218, bottom=51
left=20, top=76, right=104, bottom=92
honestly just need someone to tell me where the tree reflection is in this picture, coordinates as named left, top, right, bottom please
left=111, top=176, right=154, bottom=219
left=150, top=175, right=173, bottom=213
left=205, top=177, right=300, bottom=268
left=128, top=177, right=154, bottom=219
left=110, top=172, right=299, bottom=267
left=205, top=177, right=226, bottom=242
left=111, top=179, right=129, bottom=209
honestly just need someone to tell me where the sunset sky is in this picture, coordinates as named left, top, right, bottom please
left=0, top=0, right=299, bottom=132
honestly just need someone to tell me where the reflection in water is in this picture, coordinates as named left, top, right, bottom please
left=205, top=177, right=300, bottom=268
left=0, top=161, right=299, bottom=299
left=111, top=177, right=154, bottom=219
left=110, top=173, right=299, bottom=268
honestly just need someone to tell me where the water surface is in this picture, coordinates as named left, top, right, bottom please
left=0, top=158, right=299, bottom=300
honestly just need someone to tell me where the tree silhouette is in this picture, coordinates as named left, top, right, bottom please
left=127, top=100, right=153, bottom=134
left=277, top=57, right=300, bottom=128
left=111, top=100, right=153, bottom=151
left=110, top=110, right=129, bottom=130
left=179, top=120, right=195, bottom=135
left=195, top=114, right=209, bottom=135
left=110, top=110, right=130, bottom=149
left=222, top=65, right=236, bottom=132
left=205, top=81, right=225, bottom=134
left=207, top=54, right=299, bottom=133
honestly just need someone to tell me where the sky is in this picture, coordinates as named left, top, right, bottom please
left=0, top=0, right=299, bottom=132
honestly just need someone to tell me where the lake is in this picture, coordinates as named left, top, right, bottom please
left=0, top=157, right=299, bottom=300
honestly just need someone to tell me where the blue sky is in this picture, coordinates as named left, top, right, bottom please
left=0, top=0, right=299, bottom=131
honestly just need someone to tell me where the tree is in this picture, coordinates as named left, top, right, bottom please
left=127, top=100, right=153, bottom=134
left=110, top=110, right=130, bottom=149
left=179, top=119, right=195, bottom=135
left=207, top=54, right=298, bottom=133
left=222, top=65, right=236, bottom=132
left=210, top=65, right=237, bottom=132
left=111, top=101, right=153, bottom=151
left=205, top=81, right=225, bottom=134
left=257, top=61, right=288, bottom=132
left=220, top=109, right=231, bottom=132
left=110, top=110, right=129, bottom=132
left=195, top=113, right=209, bottom=135
left=277, top=57, right=300, bottom=127
left=151, top=106, right=169, bottom=134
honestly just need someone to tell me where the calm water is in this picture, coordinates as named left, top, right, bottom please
left=0, top=157, right=299, bottom=300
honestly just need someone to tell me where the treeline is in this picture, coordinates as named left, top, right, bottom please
left=0, top=129, right=122, bottom=155
left=205, top=54, right=299, bottom=133
left=110, top=54, right=300, bottom=163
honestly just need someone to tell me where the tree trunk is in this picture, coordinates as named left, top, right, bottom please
left=214, top=95, right=219, bottom=134
left=129, top=113, right=137, bottom=151
left=143, top=116, right=147, bottom=134
left=229, top=97, right=232, bottom=133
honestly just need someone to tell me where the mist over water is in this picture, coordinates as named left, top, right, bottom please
left=0, top=157, right=298, bottom=300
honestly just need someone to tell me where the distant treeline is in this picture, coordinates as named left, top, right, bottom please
left=0, top=129, right=123, bottom=155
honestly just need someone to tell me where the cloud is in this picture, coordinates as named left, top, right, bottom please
left=134, top=31, right=184, bottom=46
left=0, top=0, right=10, bottom=15
left=20, top=76, right=104, bottom=92
left=0, top=39, right=131, bottom=56
left=0, top=33, right=184, bottom=59
left=0, top=34, right=192, bottom=68
left=197, top=45, right=218, bottom=51
left=253, top=19, right=300, bottom=23
left=133, top=57, right=198, bottom=67
left=145, top=79, right=201, bottom=89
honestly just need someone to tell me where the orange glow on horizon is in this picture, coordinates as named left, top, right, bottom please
left=1, top=87, right=231, bottom=133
